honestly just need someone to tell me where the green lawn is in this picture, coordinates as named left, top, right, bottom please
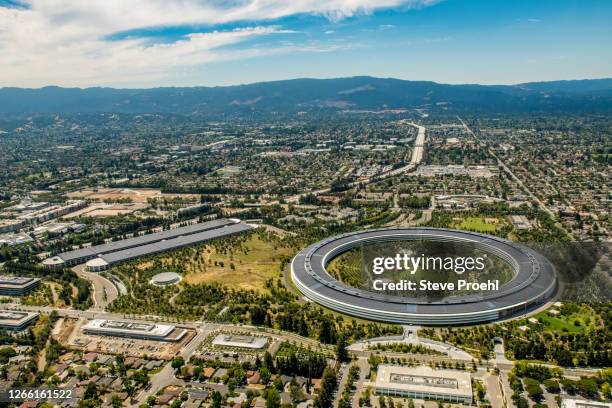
left=536, top=314, right=583, bottom=333
left=533, top=305, right=599, bottom=334
left=456, top=217, right=499, bottom=233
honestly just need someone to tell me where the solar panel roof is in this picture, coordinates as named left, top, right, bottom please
left=57, top=218, right=235, bottom=262
left=99, top=223, right=252, bottom=264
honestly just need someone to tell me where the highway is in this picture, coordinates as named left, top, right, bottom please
left=409, top=122, right=426, bottom=165
left=283, top=122, right=426, bottom=204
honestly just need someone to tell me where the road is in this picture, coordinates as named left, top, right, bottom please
left=10, top=299, right=601, bottom=408
left=456, top=116, right=555, bottom=218
left=348, top=326, right=475, bottom=361
left=72, top=264, right=118, bottom=310
left=382, top=122, right=426, bottom=177
left=351, top=358, right=369, bottom=408
left=409, top=122, right=426, bottom=165
left=133, top=322, right=216, bottom=406
left=283, top=122, right=426, bottom=204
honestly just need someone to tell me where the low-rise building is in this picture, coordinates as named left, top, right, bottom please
left=43, top=218, right=251, bottom=270
left=82, top=319, right=187, bottom=342
left=374, top=365, right=472, bottom=404
left=0, top=232, right=34, bottom=247
left=0, top=276, right=41, bottom=296
left=0, top=219, right=25, bottom=234
left=212, top=333, right=268, bottom=349
left=0, top=310, right=39, bottom=331
left=561, top=398, right=612, bottom=408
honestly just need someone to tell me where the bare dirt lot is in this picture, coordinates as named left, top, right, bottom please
left=64, top=203, right=148, bottom=218
left=67, top=188, right=199, bottom=204
left=57, top=318, right=195, bottom=360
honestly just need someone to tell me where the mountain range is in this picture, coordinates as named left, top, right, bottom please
left=1, top=77, right=612, bottom=116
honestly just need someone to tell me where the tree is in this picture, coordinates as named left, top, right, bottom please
left=266, top=388, right=281, bottom=408
left=250, top=306, right=267, bottom=325
left=228, top=378, right=237, bottom=393
left=210, top=391, right=222, bottom=408
left=84, top=382, right=98, bottom=400
left=314, top=367, right=337, bottom=408
left=601, top=382, right=611, bottom=400
left=543, top=379, right=560, bottom=393
left=318, top=317, right=337, bottom=344
left=289, top=379, right=305, bottom=403
left=260, top=367, right=271, bottom=385
left=264, top=351, right=274, bottom=372
left=336, top=334, right=349, bottom=363
left=273, top=376, right=284, bottom=391
left=171, top=356, right=185, bottom=369
left=111, top=395, right=123, bottom=408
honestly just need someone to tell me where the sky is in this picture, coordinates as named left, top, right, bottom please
left=0, top=0, right=611, bottom=88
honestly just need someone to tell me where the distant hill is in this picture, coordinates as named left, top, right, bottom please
left=1, top=76, right=611, bottom=115
left=515, top=78, right=612, bottom=93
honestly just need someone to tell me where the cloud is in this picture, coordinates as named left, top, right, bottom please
left=0, top=0, right=441, bottom=87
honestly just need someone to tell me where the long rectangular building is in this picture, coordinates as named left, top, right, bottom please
left=82, top=319, right=187, bottom=342
left=43, top=218, right=250, bottom=270
left=375, top=365, right=472, bottom=404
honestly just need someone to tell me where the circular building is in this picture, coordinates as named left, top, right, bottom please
left=42, top=256, right=65, bottom=269
left=150, top=272, right=181, bottom=287
left=291, top=227, right=557, bottom=325
left=85, top=257, right=109, bottom=272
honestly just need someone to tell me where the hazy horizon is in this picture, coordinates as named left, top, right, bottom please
left=1, top=0, right=611, bottom=88
left=2, top=75, right=612, bottom=91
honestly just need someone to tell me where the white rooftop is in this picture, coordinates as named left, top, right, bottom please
left=82, top=319, right=175, bottom=337
left=375, top=365, right=472, bottom=399
left=42, top=256, right=65, bottom=266
left=562, top=398, right=612, bottom=408
left=212, top=333, right=268, bottom=349
left=85, top=257, right=109, bottom=268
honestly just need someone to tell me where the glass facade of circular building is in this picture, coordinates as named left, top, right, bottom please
left=291, top=227, right=558, bottom=325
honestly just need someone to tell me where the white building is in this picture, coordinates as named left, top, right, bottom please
left=375, top=365, right=472, bottom=404
left=562, top=399, right=612, bottom=408
left=212, top=333, right=268, bottom=349
left=82, top=319, right=186, bottom=342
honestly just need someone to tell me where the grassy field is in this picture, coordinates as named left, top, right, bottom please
left=533, top=305, right=601, bottom=334
left=455, top=216, right=500, bottom=233
left=175, top=233, right=293, bottom=292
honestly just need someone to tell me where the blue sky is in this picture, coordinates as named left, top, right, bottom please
left=0, top=0, right=611, bottom=87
